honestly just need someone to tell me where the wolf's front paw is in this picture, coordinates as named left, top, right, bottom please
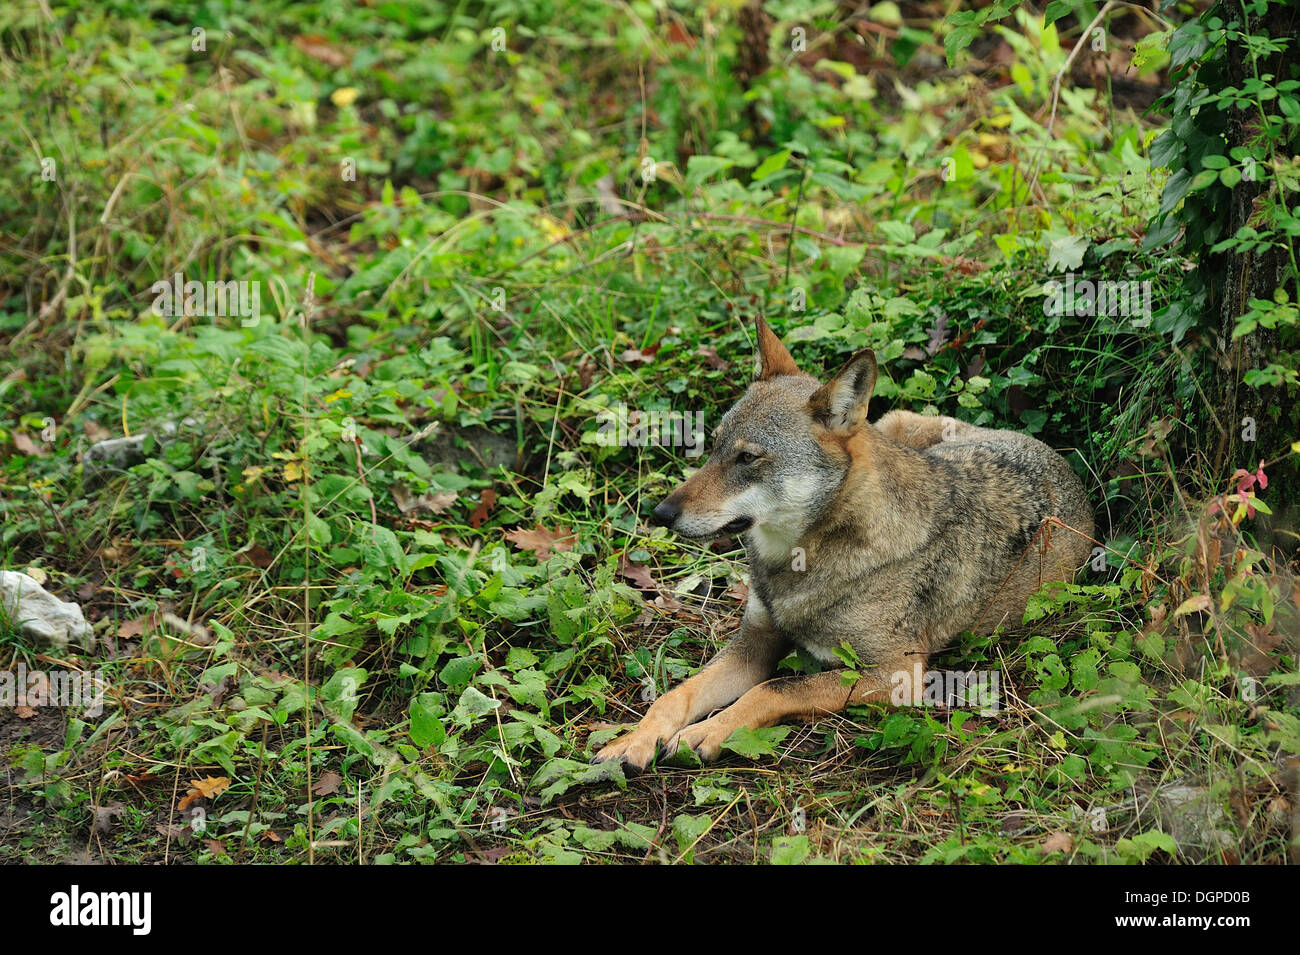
left=664, top=716, right=735, bottom=764
left=592, top=726, right=664, bottom=771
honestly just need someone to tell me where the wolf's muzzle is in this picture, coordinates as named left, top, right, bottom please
left=651, top=500, right=681, bottom=526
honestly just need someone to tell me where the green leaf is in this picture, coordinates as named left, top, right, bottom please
left=1043, top=1, right=1071, bottom=24
left=306, top=514, right=331, bottom=545
left=672, top=813, right=713, bottom=859
left=1115, top=829, right=1178, bottom=862
left=533, top=758, right=626, bottom=804
left=1158, top=167, right=1193, bottom=215
left=771, top=834, right=812, bottom=864
left=321, top=667, right=367, bottom=722
left=439, top=655, right=482, bottom=689
left=409, top=692, right=446, bottom=748
left=879, top=220, right=915, bottom=245
left=1047, top=234, right=1090, bottom=272
left=451, top=685, right=500, bottom=722
left=1148, top=130, right=1182, bottom=168
left=685, top=155, right=735, bottom=189
left=721, top=724, right=791, bottom=758
left=192, top=731, right=239, bottom=777
left=944, top=24, right=981, bottom=68
left=1190, top=169, right=1220, bottom=190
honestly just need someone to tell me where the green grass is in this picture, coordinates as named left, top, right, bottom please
left=0, top=0, right=1296, bottom=864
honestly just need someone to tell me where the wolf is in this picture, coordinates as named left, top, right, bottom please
left=594, top=317, right=1094, bottom=769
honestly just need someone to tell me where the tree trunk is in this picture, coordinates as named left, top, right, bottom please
left=1207, top=2, right=1299, bottom=475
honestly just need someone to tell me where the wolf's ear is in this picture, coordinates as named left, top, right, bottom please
left=809, top=349, right=877, bottom=430
left=754, top=316, right=802, bottom=380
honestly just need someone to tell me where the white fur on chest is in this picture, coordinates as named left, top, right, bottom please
left=743, top=474, right=820, bottom=566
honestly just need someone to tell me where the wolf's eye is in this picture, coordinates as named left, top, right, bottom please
left=737, top=451, right=759, bottom=465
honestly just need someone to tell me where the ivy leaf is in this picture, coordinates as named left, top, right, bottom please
left=1148, top=130, right=1183, bottom=168
left=1158, top=167, right=1194, bottom=215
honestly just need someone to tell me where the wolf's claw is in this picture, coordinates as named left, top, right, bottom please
left=592, top=730, right=662, bottom=772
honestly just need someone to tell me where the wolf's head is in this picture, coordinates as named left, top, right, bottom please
left=651, top=318, right=878, bottom=563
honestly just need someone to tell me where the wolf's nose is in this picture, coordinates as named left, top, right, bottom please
left=651, top=500, right=680, bottom=527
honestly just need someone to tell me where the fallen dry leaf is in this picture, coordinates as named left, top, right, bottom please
left=505, top=525, right=576, bottom=561
left=117, top=615, right=150, bottom=640
left=244, top=544, right=275, bottom=568
left=392, top=485, right=458, bottom=515
left=92, top=803, right=126, bottom=835
left=1175, top=594, right=1211, bottom=616
left=12, top=432, right=46, bottom=456
left=192, top=776, right=230, bottom=798
left=293, top=34, right=349, bottom=67
left=312, top=771, right=343, bottom=797
left=620, top=347, right=657, bottom=364
left=179, top=776, right=230, bottom=811
left=469, top=488, right=498, bottom=529
left=696, top=345, right=730, bottom=371
left=161, top=612, right=212, bottom=646
left=617, top=557, right=659, bottom=593
left=1041, top=831, right=1073, bottom=855
left=155, top=823, right=192, bottom=842
left=83, top=420, right=111, bottom=443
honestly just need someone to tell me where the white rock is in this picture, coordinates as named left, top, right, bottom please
left=0, top=571, right=94, bottom=649
left=81, top=418, right=200, bottom=474
left=81, top=435, right=147, bottom=472
left=1154, top=782, right=1235, bottom=860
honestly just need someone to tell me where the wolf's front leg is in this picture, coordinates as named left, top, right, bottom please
left=593, top=621, right=787, bottom=771
left=665, top=657, right=919, bottom=762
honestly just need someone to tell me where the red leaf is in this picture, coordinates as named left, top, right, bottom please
left=469, top=488, right=498, bottom=529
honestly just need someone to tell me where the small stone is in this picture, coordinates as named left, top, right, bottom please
left=1154, top=782, right=1235, bottom=861
left=0, top=571, right=95, bottom=649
